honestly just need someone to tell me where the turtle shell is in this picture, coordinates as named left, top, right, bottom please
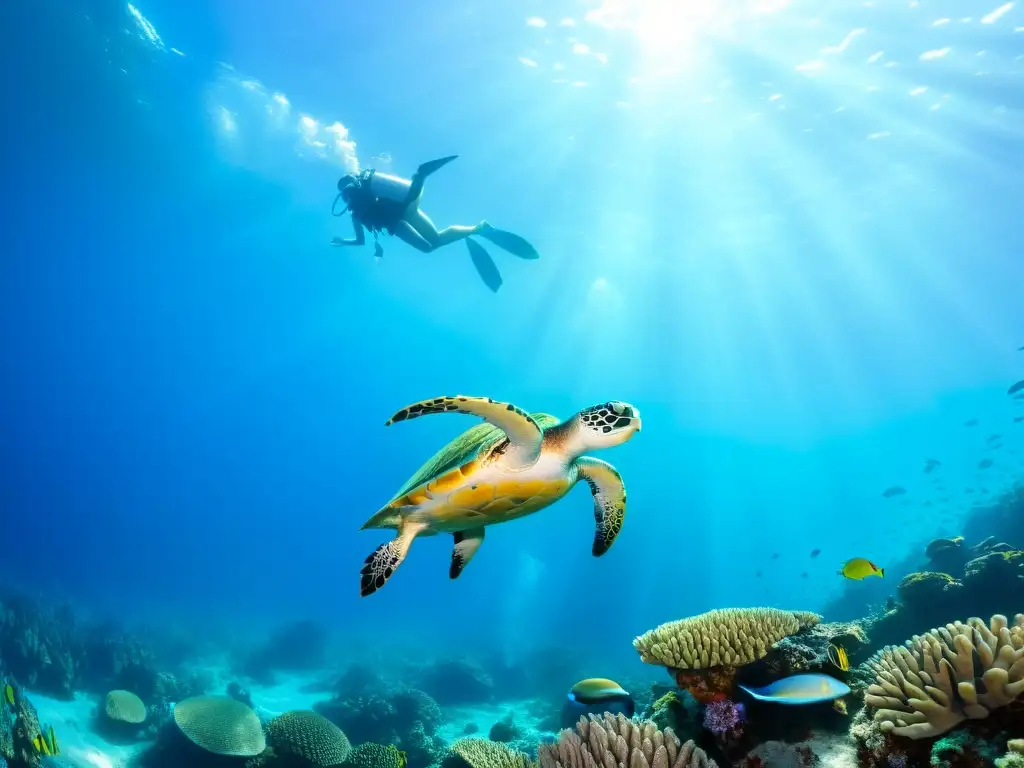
left=389, top=411, right=560, bottom=503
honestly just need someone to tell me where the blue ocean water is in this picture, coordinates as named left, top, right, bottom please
left=1, top=0, right=1022, bottom=681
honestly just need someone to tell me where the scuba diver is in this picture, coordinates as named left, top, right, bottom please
left=330, top=155, right=539, bottom=292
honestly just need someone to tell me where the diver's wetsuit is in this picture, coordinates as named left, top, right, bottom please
left=332, top=156, right=540, bottom=292
left=342, top=170, right=406, bottom=234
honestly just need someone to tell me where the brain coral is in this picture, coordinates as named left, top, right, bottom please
left=103, top=690, right=147, bottom=725
left=633, top=608, right=821, bottom=669
left=173, top=695, right=266, bottom=757
left=539, top=713, right=716, bottom=768
left=864, top=613, right=1024, bottom=739
left=267, top=709, right=352, bottom=766
left=346, top=743, right=408, bottom=768
left=444, top=738, right=533, bottom=768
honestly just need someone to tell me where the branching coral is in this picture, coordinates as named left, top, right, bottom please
left=863, top=613, right=1024, bottom=739
left=444, top=738, right=533, bottom=768
left=315, top=687, right=444, bottom=768
left=347, top=743, right=408, bottom=768
left=538, top=713, right=717, bottom=768
left=633, top=608, right=821, bottom=670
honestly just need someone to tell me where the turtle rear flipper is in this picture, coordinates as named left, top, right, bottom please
left=576, top=457, right=626, bottom=556
left=360, top=520, right=426, bottom=597
left=450, top=527, right=485, bottom=579
left=385, top=396, right=543, bottom=465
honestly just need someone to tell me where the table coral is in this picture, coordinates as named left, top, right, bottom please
left=634, top=609, right=821, bottom=670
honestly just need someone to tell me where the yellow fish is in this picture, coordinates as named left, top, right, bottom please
left=33, top=734, right=52, bottom=756
left=48, top=724, right=60, bottom=756
left=3, top=684, right=14, bottom=707
left=827, top=643, right=850, bottom=672
left=838, top=558, right=884, bottom=580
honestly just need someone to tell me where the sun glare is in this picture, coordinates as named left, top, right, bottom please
left=584, top=0, right=790, bottom=55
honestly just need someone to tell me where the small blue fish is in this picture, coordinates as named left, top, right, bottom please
left=739, top=674, right=850, bottom=705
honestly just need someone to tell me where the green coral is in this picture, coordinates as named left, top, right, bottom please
left=0, top=698, right=12, bottom=761
left=647, top=691, right=686, bottom=734
left=173, top=695, right=266, bottom=757
left=345, top=743, right=407, bottom=768
left=103, top=689, right=147, bottom=724
left=266, top=710, right=351, bottom=766
left=896, top=572, right=959, bottom=608
left=443, top=739, right=533, bottom=768
left=965, top=551, right=1024, bottom=583
left=930, top=730, right=1000, bottom=766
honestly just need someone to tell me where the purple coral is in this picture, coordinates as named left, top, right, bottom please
left=886, top=754, right=908, bottom=768
left=702, top=699, right=745, bottom=734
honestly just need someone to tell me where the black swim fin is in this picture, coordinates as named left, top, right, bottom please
left=476, top=225, right=540, bottom=260
left=415, top=155, right=459, bottom=178
left=466, top=238, right=502, bottom=293
left=404, top=156, right=460, bottom=207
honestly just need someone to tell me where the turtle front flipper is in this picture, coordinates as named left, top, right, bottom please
left=360, top=520, right=426, bottom=597
left=450, top=527, right=485, bottom=579
left=385, top=396, right=543, bottom=464
left=575, top=457, right=626, bottom=557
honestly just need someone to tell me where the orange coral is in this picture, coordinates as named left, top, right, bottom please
left=674, top=667, right=738, bottom=704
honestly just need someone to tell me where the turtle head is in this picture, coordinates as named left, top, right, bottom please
left=573, top=401, right=642, bottom=451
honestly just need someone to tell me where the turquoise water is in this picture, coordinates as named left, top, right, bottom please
left=2, top=0, right=1023, bottom=678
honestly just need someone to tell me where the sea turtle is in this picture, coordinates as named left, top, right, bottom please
left=358, top=395, right=642, bottom=597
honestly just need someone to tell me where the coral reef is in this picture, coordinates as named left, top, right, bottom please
left=237, top=620, right=330, bottom=685
left=265, top=709, right=351, bottom=766
left=634, top=609, right=852, bottom=709
left=644, top=690, right=694, bottom=737
left=538, top=713, right=717, bottom=768
left=331, top=664, right=388, bottom=699
left=0, top=590, right=202, bottom=713
left=997, top=738, right=1024, bottom=767
left=102, top=689, right=147, bottom=725
left=314, top=687, right=444, bottom=768
left=634, top=609, right=822, bottom=670
left=227, top=681, right=254, bottom=708
left=0, top=597, right=81, bottom=699
left=741, top=730, right=857, bottom=767
left=345, top=743, right=408, bottom=768
left=863, top=613, right=1024, bottom=739
left=702, top=701, right=743, bottom=736
left=6, top=682, right=46, bottom=767
left=770, top=621, right=868, bottom=681
left=489, top=713, right=523, bottom=743
left=415, top=658, right=494, bottom=706
left=443, top=739, right=533, bottom=768
left=485, top=647, right=590, bottom=702
left=896, top=571, right=962, bottom=611
left=94, top=688, right=148, bottom=744
left=172, top=695, right=266, bottom=756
